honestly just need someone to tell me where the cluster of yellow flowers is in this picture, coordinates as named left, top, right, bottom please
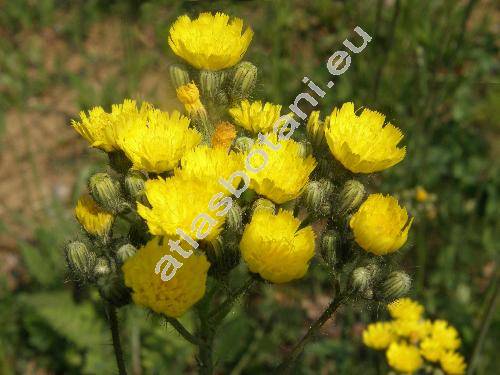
left=363, top=298, right=467, bottom=374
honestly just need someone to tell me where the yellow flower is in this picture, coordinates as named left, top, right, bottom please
left=240, top=209, right=315, bottom=283
left=440, top=351, right=466, bottom=374
left=431, top=320, right=461, bottom=350
left=71, top=99, right=139, bottom=152
left=118, top=107, right=201, bottom=173
left=137, top=176, right=224, bottom=241
left=176, top=83, right=203, bottom=113
left=175, top=145, right=243, bottom=184
left=420, top=337, right=444, bottom=362
left=386, top=341, right=423, bottom=374
left=229, top=100, right=283, bottom=134
left=247, top=135, right=316, bottom=204
left=362, top=322, right=395, bottom=350
left=350, top=194, right=413, bottom=255
left=211, top=121, right=237, bottom=149
left=74, top=194, right=113, bottom=237
left=122, top=237, right=210, bottom=317
left=324, top=102, right=406, bottom=173
left=168, top=12, right=253, bottom=71
left=388, top=298, right=424, bottom=321
left=415, top=186, right=429, bottom=202
left=392, top=319, right=432, bottom=343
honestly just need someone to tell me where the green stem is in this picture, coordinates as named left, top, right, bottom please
left=165, top=317, right=201, bottom=346
left=276, top=292, right=349, bottom=373
left=106, top=304, right=127, bottom=375
left=209, top=278, right=256, bottom=325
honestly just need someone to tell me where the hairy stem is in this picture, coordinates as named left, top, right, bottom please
left=106, top=304, right=127, bottom=375
left=165, top=317, right=201, bottom=346
left=209, top=278, right=256, bottom=325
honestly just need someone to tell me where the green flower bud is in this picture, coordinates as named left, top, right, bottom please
left=234, top=136, right=255, bottom=154
left=229, top=61, right=257, bottom=102
left=108, top=151, right=132, bottom=174
left=297, top=141, right=313, bottom=158
left=320, top=230, right=338, bottom=267
left=94, top=257, right=111, bottom=277
left=65, top=241, right=96, bottom=281
left=350, top=267, right=372, bottom=293
left=116, top=244, right=137, bottom=264
left=169, top=64, right=190, bottom=89
left=226, top=203, right=243, bottom=233
left=378, top=271, right=411, bottom=302
left=362, top=288, right=374, bottom=300
left=336, top=179, right=366, bottom=217
left=252, top=198, right=275, bottom=215
left=124, top=170, right=146, bottom=201
left=97, top=273, right=131, bottom=307
left=302, top=179, right=334, bottom=217
left=306, top=111, right=326, bottom=149
left=199, top=70, right=226, bottom=101
left=205, top=237, right=240, bottom=278
left=89, top=172, right=127, bottom=214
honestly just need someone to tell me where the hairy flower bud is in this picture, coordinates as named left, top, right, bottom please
left=88, top=172, right=126, bottom=214
left=252, top=198, right=275, bottom=215
left=320, top=230, right=338, bottom=267
left=229, top=61, right=257, bottom=102
left=97, top=273, right=131, bottom=307
left=234, top=136, right=255, bottom=154
left=306, top=111, right=326, bottom=149
left=65, top=241, right=96, bottom=281
left=302, top=179, right=334, bottom=217
left=94, top=257, right=111, bottom=277
left=169, top=64, right=190, bottom=89
left=226, top=203, right=243, bottom=233
left=205, top=236, right=240, bottom=278
left=199, top=70, right=226, bottom=101
left=124, top=170, right=146, bottom=201
left=351, top=267, right=372, bottom=293
left=116, top=244, right=137, bottom=263
left=378, top=271, right=412, bottom=302
left=337, top=179, right=366, bottom=217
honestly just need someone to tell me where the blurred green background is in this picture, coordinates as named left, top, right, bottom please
left=0, top=0, right=498, bottom=374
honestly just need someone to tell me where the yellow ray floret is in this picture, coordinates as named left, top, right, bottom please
left=240, top=209, right=315, bottom=283
left=247, top=135, right=316, bottom=204
left=168, top=12, right=253, bottom=70
left=392, top=319, right=432, bottom=343
left=350, top=194, right=413, bottom=255
left=137, top=175, right=224, bottom=241
left=431, top=320, right=461, bottom=350
left=122, top=237, right=210, bottom=317
left=118, top=107, right=201, bottom=173
left=386, top=341, right=423, bottom=374
left=74, top=194, right=113, bottom=237
left=387, top=298, right=424, bottom=321
left=229, top=100, right=283, bottom=134
left=420, top=337, right=444, bottom=362
left=324, top=102, right=406, bottom=173
left=71, top=99, right=140, bottom=152
left=362, top=322, right=395, bottom=350
left=440, top=351, right=466, bottom=374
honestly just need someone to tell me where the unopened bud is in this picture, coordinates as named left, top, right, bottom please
left=378, top=271, right=411, bottom=302
left=297, top=141, right=313, bottom=158
left=306, top=111, right=326, bottom=149
left=124, top=170, right=146, bottom=201
left=108, top=151, right=132, bottom=174
left=89, top=173, right=126, bottom=214
left=169, top=64, right=190, bottom=89
left=302, top=179, right=334, bottom=217
left=199, top=70, right=226, bottom=101
left=97, top=273, right=131, bottom=307
left=234, top=136, right=255, bottom=154
left=320, top=230, right=338, bottom=267
left=205, top=237, right=240, bottom=277
left=65, top=241, right=96, bottom=281
left=337, top=179, right=366, bottom=217
left=229, top=61, right=257, bottom=102
left=252, top=198, right=275, bottom=215
left=116, top=244, right=137, bottom=263
left=351, top=267, right=372, bottom=293
left=94, top=257, right=111, bottom=277
left=226, top=203, right=243, bottom=233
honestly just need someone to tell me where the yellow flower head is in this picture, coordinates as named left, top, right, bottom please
left=362, top=322, right=395, bottom=350
left=386, top=341, right=423, bottom=374
left=420, top=337, right=444, bottom=362
left=392, top=319, right=432, bottom=343
left=247, top=135, right=316, bottom=204
left=324, top=102, right=406, bottom=173
left=211, top=121, right=237, bottom=150
left=137, top=176, right=224, bottom=241
left=168, top=12, right=253, bottom=71
left=175, top=145, right=243, bottom=184
left=415, top=186, right=429, bottom=202
left=431, top=320, right=461, bottom=350
left=75, top=194, right=113, bottom=237
left=176, top=83, right=203, bottom=112
left=71, top=99, right=139, bottom=152
left=350, top=194, right=413, bottom=255
left=240, top=209, right=315, bottom=283
left=388, top=298, right=424, bottom=321
left=118, top=107, right=201, bottom=173
left=440, top=351, right=466, bottom=375
left=229, top=100, right=283, bottom=134
left=122, top=237, right=210, bottom=317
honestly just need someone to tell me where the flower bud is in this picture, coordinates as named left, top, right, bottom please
left=205, top=237, right=240, bottom=278
left=65, top=241, right=96, bottom=281
left=124, top=170, right=146, bottom=201
left=226, top=203, right=243, bottom=234
left=116, top=244, right=137, bottom=263
left=88, top=173, right=126, bottom=214
left=302, top=179, right=334, bottom=217
left=169, top=64, right=190, bottom=89
left=234, top=136, right=255, bottom=154
left=108, top=151, right=132, bottom=174
left=306, top=111, right=326, bottom=149
left=297, top=141, right=313, bottom=158
left=229, top=61, right=257, bottom=102
left=94, top=257, right=111, bottom=277
left=350, top=267, right=372, bottom=293
left=378, top=271, right=411, bottom=302
left=199, top=70, right=226, bottom=101
left=320, top=230, right=338, bottom=267
left=97, top=273, right=131, bottom=307
left=337, top=179, right=366, bottom=217
left=252, top=198, right=275, bottom=215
